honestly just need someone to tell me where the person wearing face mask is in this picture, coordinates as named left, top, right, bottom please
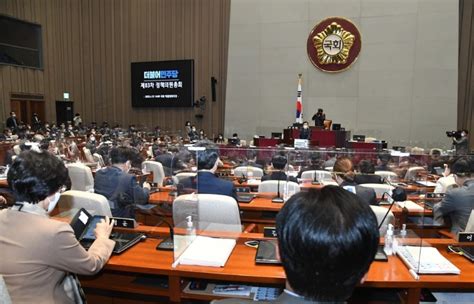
left=0, top=150, right=115, bottom=304
left=5, top=111, right=18, bottom=133
left=433, top=157, right=474, bottom=234
left=94, top=146, right=151, bottom=218
left=188, top=125, right=199, bottom=141
left=299, top=121, right=311, bottom=140
left=215, top=133, right=225, bottom=144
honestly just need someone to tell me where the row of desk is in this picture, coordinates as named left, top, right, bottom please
left=78, top=225, right=474, bottom=303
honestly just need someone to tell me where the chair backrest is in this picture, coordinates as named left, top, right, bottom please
left=374, top=170, right=398, bottom=181
left=57, top=190, right=112, bottom=217
left=258, top=180, right=300, bottom=194
left=66, top=163, right=94, bottom=192
left=370, top=205, right=394, bottom=236
left=233, top=166, right=264, bottom=178
left=93, top=153, right=105, bottom=167
left=359, top=183, right=394, bottom=197
left=323, top=119, right=332, bottom=130
left=174, top=172, right=197, bottom=183
left=300, top=170, right=333, bottom=181
left=173, top=194, right=241, bottom=232
left=142, top=160, right=165, bottom=186
left=82, top=147, right=95, bottom=163
left=404, top=166, right=427, bottom=181
left=0, top=275, right=12, bottom=304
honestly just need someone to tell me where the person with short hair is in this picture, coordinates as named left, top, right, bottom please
left=179, top=140, right=237, bottom=199
left=434, top=157, right=474, bottom=234
left=297, top=152, right=323, bottom=178
left=299, top=121, right=311, bottom=139
left=453, top=129, right=470, bottom=155
left=214, top=186, right=379, bottom=303
left=94, top=146, right=151, bottom=218
left=354, top=159, right=383, bottom=184
left=333, top=157, right=377, bottom=205
left=311, top=108, right=325, bottom=128
left=5, top=111, right=18, bottom=133
left=0, top=150, right=115, bottom=303
left=261, top=154, right=297, bottom=183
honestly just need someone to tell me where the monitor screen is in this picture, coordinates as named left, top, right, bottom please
left=131, top=60, right=194, bottom=107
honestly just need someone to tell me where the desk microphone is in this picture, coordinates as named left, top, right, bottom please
left=272, top=175, right=285, bottom=203
left=134, top=205, right=174, bottom=250
left=311, top=171, right=318, bottom=185
left=378, top=187, right=407, bottom=230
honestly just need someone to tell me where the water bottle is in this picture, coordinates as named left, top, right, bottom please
left=384, top=224, right=394, bottom=256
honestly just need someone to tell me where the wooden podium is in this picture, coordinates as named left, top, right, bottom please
left=283, top=127, right=350, bottom=148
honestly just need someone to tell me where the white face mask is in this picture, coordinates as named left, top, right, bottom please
left=303, top=125, right=308, bottom=129
left=47, top=192, right=61, bottom=213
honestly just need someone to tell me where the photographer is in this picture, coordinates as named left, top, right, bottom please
left=451, top=129, right=470, bottom=155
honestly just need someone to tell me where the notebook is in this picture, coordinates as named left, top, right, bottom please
left=70, top=208, right=145, bottom=254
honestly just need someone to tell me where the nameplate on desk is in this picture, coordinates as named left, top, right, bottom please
left=112, top=217, right=137, bottom=229
left=458, top=232, right=474, bottom=243
left=263, top=227, right=277, bottom=238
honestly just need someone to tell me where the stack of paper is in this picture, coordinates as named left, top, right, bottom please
left=177, top=236, right=236, bottom=267
left=396, top=200, right=424, bottom=211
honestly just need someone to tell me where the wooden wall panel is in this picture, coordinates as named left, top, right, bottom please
left=0, top=0, right=230, bottom=137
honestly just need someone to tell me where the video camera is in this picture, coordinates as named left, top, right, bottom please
left=446, top=130, right=463, bottom=139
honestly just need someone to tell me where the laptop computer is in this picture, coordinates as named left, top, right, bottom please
left=70, top=208, right=146, bottom=254
left=255, top=239, right=281, bottom=265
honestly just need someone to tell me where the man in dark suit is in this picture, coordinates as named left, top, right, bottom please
left=213, top=187, right=379, bottom=303
left=297, top=152, right=323, bottom=178
left=94, top=146, right=151, bottom=218
left=179, top=140, right=237, bottom=200
left=5, top=112, right=18, bottom=133
left=334, top=157, right=377, bottom=205
left=311, top=108, right=325, bottom=128
left=261, top=154, right=297, bottom=183
left=354, top=159, right=384, bottom=184
left=299, top=121, right=311, bottom=139
left=155, top=145, right=188, bottom=176
left=434, top=157, right=474, bottom=234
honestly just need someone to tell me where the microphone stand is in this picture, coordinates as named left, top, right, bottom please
left=271, top=171, right=285, bottom=203
left=378, top=188, right=407, bottom=230
left=134, top=205, right=174, bottom=250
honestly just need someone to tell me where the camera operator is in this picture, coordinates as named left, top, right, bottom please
left=451, top=129, right=470, bottom=155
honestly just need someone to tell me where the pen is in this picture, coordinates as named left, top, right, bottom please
left=409, top=269, right=419, bottom=281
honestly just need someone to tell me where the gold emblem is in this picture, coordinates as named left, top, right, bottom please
left=313, top=22, right=355, bottom=65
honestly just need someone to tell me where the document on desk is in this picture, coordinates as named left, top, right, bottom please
left=396, top=200, right=424, bottom=211
left=416, top=180, right=437, bottom=187
left=177, top=236, right=236, bottom=267
left=396, top=246, right=460, bottom=275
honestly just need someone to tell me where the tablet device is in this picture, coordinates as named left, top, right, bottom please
left=255, top=240, right=281, bottom=265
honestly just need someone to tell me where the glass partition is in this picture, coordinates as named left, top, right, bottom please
left=137, top=140, right=457, bottom=271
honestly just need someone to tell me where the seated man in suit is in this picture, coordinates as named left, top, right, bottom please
left=354, top=159, right=384, bottom=184
left=299, top=121, right=311, bottom=140
left=94, top=146, right=151, bottom=218
left=333, top=157, right=377, bottom=206
left=297, top=152, right=323, bottom=178
left=434, top=157, right=474, bottom=234
left=155, top=145, right=188, bottom=176
left=261, top=154, right=297, bottom=183
left=214, top=186, right=379, bottom=303
left=239, top=149, right=263, bottom=169
left=179, top=140, right=237, bottom=200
